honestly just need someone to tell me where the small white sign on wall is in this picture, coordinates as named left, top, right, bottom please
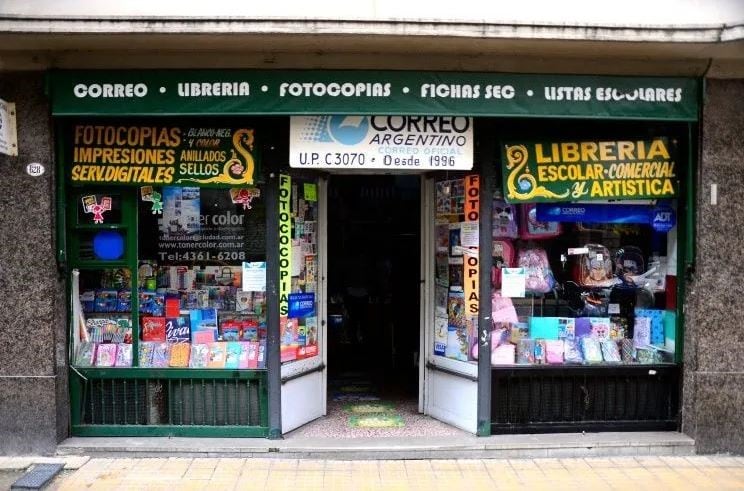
left=0, top=99, right=18, bottom=156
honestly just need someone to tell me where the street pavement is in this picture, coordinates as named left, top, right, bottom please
left=46, top=455, right=744, bottom=490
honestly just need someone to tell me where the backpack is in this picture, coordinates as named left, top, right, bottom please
left=519, top=203, right=562, bottom=239
left=491, top=240, right=515, bottom=289
left=576, top=244, right=616, bottom=287
left=614, top=246, right=645, bottom=276
left=517, top=246, right=555, bottom=294
left=492, top=199, right=518, bottom=239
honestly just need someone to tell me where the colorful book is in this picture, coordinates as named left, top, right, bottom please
left=114, top=343, right=133, bottom=367
left=151, top=342, right=171, bottom=368
left=257, top=340, right=266, bottom=369
left=138, top=342, right=155, bottom=367
left=141, top=317, right=166, bottom=342
left=545, top=340, right=564, bottom=364
left=581, top=337, right=603, bottom=363
left=221, top=320, right=241, bottom=342
left=165, top=316, right=191, bottom=343
left=517, top=339, right=536, bottom=364
left=189, top=344, right=209, bottom=368
left=238, top=342, right=251, bottom=369
left=95, top=289, right=119, bottom=312
left=169, top=342, right=191, bottom=367
left=563, top=338, right=583, bottom=363
left=190, top=308, right=218, bottom=343
left=207, top=342, right=227, bottom=368
left=601, top=339, right=622, bottom=363
left=95, top=344, right=117, bottom=367
left=224, top=342, right=242, bottom=369
left=246, top=341, right=259, bottom=369
left=534, top=339, right=547, bottom=364
left=447, top=291, right=466, bottom=329
left=75, top=342, right=97, bottom=367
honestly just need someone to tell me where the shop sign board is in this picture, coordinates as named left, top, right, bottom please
left=0, top=98, right=18, bottom=156
left=288, top=115, right=473, bottom=170
left=536, top=202, right=677, bottom=230
left=67, top=123, right=259, bottom=187
left=278, top=174, right=292, bottom=317
left=49, top=70, right=699, bottom=122
left=502, top=138, right=678, bottom=203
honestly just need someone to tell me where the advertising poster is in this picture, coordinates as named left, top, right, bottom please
left=69, top=123, right=258, bottom=186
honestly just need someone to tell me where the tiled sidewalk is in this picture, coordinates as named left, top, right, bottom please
left=51, top=455, right=744, bottom=490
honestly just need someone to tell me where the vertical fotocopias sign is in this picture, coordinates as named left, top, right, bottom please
left=463, top=175, right=480, bottom=318
left=278, top=175, right=292, bottom=318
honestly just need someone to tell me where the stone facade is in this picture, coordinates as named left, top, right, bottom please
left=682, top=78, right=744, bottom=454
left=0, top=72, right=67, bottom=454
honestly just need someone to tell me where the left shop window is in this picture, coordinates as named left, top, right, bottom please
left=71, top=185, right=267, bottom=369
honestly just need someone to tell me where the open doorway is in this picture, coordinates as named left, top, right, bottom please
left=326, top=175, right=421, bottom=400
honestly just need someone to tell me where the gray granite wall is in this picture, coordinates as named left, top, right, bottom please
left=683, top=78, right=744, bottom=455
left=0, top=72, right=66, bottom=454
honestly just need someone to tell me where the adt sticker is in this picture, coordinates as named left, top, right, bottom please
left=651, top=206, right=676, bottom=232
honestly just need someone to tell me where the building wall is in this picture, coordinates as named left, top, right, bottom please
left=0, top=72, right=66, bottom=454
left=683, top=78, right=744, bottom=454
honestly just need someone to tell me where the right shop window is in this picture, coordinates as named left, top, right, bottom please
left=489, top=137, right=678, bottom=366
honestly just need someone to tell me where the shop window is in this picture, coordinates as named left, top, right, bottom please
left=70, top=184, right=268, bottom=370
left=487, top=137, right=679, bottom=366
left=433, top=176, right=480, bottom=362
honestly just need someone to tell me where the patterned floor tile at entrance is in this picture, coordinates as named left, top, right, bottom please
left=53, top=455, right=744, bottom=490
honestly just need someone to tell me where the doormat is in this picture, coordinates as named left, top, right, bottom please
left=348, top=414, right=405, bottom=428
left=343, top=401, right=396, bottom=414
left=332, top=393, right=380, bottom=402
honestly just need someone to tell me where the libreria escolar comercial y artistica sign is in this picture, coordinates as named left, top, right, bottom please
left=502, top=138, right=678, bottom=203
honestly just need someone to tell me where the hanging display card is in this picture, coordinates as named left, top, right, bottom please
left=460, top=222, right=479, bottom=248
left=501, top=267, right=526, bottom=298
left=242, top=261, right=266, bottom=292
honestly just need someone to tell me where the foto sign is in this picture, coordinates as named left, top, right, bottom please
left=289, top=115, right=473, bottom=170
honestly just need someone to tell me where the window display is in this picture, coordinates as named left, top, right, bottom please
left=70, top=184, right=268, bottom=369
left=486, top=136, right=679, bottom=366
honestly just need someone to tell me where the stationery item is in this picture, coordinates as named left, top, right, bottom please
left=491, top=291, right=518, bottom=323
left=151, top=342, right=170, bottom=368
left=609, top=316, right=628, bottom=340
left=519, top=203, right=561, bottom=239
left=236, top=291, right=253, bottom=312
left=636, top=347, right=656, bottom=364
left=447, top=291, right=466, bottom=329
left=635, top=308, right=665, bottom=345
left=517, top=339, right=536, bottom=364
left=189, top=344, right=209, bottom=368
left=620, top=338, right=635, bottom=363
left=545, top=340, right=564, bottom=364
left=165, top=295, right=181, bottom=318
left=116, top=291, right=132, bottom=312
left=492, top=199, right=518, bottom=238
left=664, top=311, right=676, bottom=353
left=224, top=342, right=242, bottom=369
left=138, top=342, right=155, bottom=367
left=601, top=340, right=622, bottom=363
left=221, top=320, right=242, bottom=342
left=237, top=342, right=250, bottom=369
left=491, top=343, right=516, bottom=365
left=563, top=338, right=583, bottom=363
left=169, top=343, right=191, bottom=367
left=633, top=317, right=652, bottom=348
left=114, top=343, right=133, bottom=367
left=558, top=317, right=576, bottom=340
left=257, top=340, right=267, bottom=369
left=190, top=308, right=218, bottom=343
left=509, top=322, right=529, bottom=344
left=95, top=289, right=119, bottom=312
left=589, top=317, right=611, bottom=340
left=533, top=339, right=547, bottom=364
left=207, top=342, right=227, bottom=368
left=75, top=342, right=97, bottom=366
left=141, top=317, right=166, bottom=342
left=95, top=344, right=117, bottom=367
left=581, top=337, right=603, bottom=363
left=529, top=317, right=561, bottom=340
left=575, top=317, right=592, bottom=338
left=80, top=290, right=96, bottom=312
left=165, top=316, right=191, bottom=343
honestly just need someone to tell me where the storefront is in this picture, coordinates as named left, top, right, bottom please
left=50, top=70, right=698, bottom=438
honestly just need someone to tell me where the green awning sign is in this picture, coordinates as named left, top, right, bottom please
left=502, top=138, right=679, bottom=203
left=49, top=70, right=699, bottom=121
